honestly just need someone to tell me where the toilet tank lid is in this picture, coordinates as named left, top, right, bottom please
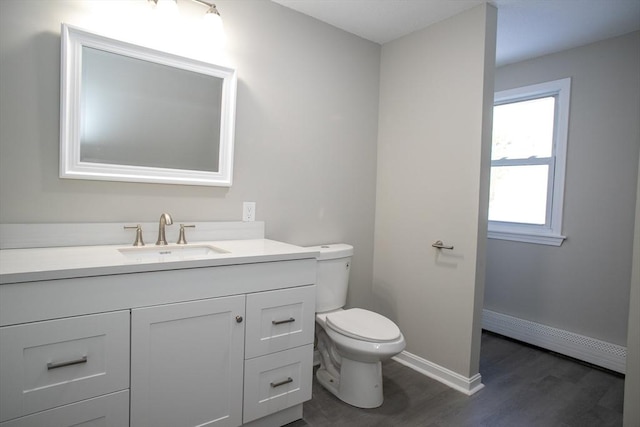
left=306, top=243, right=354, bottom=260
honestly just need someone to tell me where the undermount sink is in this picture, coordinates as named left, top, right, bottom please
left=118, top=244, right=229, bottom=261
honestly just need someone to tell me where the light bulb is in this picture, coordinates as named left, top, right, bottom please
left=203, top=8, right=225, bottom=41
left=155, top=0, right=178, bottom=15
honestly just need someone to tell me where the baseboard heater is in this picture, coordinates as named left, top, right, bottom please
left=482, top=309, right=626, bottom=374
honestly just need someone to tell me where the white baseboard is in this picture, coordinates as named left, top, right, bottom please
left=315, top=348, right=483, bottom=395
left=482, top=309, right=627, bottom=374
left=392, top=351, right=484, bottom=396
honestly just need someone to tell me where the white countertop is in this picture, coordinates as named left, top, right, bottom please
left=0, top=239, right=319, bottom=284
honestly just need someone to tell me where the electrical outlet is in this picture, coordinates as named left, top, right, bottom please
left=242, top=202, right=256, bottom=222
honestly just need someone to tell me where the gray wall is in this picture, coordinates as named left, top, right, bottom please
left=485, top=32, right=640, bottom=347
left=374, top=4, right=496, bottom=378
left=0, top=0, right=380, bottom=309
left=624, top=148, right=640, bottom=426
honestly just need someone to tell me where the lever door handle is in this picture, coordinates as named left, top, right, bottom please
left=432, top=240, right=454, bottom=250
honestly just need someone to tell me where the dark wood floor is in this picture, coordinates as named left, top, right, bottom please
left=291, top=331, right=624, bottom=427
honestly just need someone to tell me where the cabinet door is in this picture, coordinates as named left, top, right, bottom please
left=131, top=295, right=245, bottom=427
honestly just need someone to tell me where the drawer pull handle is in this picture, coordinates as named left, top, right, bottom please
left=47, top=355, right=88, bottom=370
left=270, top=377, right=293, bottom=388
left=272, top=317, right=295, bottom=325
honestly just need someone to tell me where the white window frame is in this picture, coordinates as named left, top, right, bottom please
left=488, top=78, right=571, bottom=246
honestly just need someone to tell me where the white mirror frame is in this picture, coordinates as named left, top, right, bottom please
left=60, top=24, right=237, bottom=187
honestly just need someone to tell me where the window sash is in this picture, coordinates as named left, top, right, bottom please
left=492, top=95, right=556, bottom=161
left=489, top=158, right=555, bottom=228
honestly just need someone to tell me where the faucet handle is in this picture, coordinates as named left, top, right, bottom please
left=124, top=224, right=145, bottom=246
left=177, top=224, right=195, bottom=245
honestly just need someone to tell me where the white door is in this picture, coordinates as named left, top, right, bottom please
left=130, top=295, right=245, bottom=427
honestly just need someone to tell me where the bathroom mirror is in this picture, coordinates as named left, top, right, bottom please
left=60, top=24, right=237, bottom=186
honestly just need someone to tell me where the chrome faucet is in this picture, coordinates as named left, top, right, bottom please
left=156, top=213, right=173, bottom=245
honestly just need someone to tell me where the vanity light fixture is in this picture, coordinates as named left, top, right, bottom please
left=148, top=0, right=178, bottom=13
left=195, top=0, right=222, bottom=20
left=148, top=0, right=223, bottom=23
left=193, top=0, right=224, bottom=37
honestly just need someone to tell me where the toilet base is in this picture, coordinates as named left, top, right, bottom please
left=317, top=357, right=384, bottom=409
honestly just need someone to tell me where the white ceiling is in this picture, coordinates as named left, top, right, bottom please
left=270, top=0, right=640, bottom=66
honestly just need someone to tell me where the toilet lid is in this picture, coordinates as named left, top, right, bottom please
left=326, top=308, right=401, bottom=342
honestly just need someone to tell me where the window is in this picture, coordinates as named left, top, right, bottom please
left=488, top=78, right=571, bottom=246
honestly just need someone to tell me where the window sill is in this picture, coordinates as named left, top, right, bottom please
left=488, top=229, right=566, bottom=246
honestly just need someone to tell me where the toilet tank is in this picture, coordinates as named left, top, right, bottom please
left=308, top=244, right=354, bottom=313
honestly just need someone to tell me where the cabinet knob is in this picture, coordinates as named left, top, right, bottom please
left=236, top=315, right=243, bottom=323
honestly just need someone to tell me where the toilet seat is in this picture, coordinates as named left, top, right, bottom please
left=326, top=308, right=401, bottom=343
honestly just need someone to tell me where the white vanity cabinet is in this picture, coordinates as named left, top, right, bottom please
left=0, top=244, right=318, bottom=427
left=130, top=295, right=245, bottom=427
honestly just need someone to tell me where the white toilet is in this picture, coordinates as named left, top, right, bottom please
left=309, top=243, right=406, bottom=409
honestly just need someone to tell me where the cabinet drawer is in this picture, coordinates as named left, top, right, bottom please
left=245, top=285, right=315, bottom=358
left=0, top=311, right=130, bottom=423
left=0, top=390, right=129, bottom=427
left=243, top=344, right=313, bottom=424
